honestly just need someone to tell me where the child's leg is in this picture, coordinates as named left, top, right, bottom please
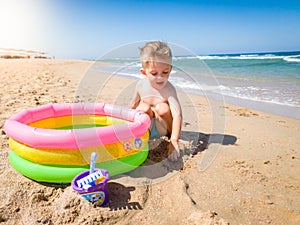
left=136, top=101, right=154, bottom=119
left=154, top=102, right=172, bottom=137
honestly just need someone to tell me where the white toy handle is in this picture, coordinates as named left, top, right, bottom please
left=90, top=152, right=98, bottom=174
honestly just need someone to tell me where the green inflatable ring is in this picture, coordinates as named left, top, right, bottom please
left=9, top=145, right=148, bottom=183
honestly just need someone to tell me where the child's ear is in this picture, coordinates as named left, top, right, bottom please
left=140, top=68, right=146, bottom=75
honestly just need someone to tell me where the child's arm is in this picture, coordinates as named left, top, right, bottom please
left=168, top=95, right=182, bottom=161
left=131, top=93, right=140, bottom=109
left=131, top=83, right=141, bottom=109
left=169, top=95, right=182, bottom=141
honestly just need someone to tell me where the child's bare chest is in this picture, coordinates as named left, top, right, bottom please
left=138, top=79, right=170, bottom=105
left=140, top=95, right=168, bottom=106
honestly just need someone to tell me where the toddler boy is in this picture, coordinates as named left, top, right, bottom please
left=132, top=41, right=182, bottom=161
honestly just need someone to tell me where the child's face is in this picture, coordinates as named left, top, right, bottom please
left=141, top=60, right=172, bottom=90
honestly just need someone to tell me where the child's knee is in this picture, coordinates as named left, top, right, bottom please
left=137, top=102, right=150, bottom=112
left=155, top=102, right=170, bottom=116
left=137, top=102, right=154, bottom=118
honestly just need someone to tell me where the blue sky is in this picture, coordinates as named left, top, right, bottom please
left=1, top=0, right=300, bottom=59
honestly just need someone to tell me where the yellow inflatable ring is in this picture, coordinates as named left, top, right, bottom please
left=9, top=132, right=149, bottom=165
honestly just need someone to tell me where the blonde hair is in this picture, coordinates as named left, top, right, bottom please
left=140, top=41, right=172, bottom=67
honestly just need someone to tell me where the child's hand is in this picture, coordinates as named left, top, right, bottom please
left=168, top=139, right=180, bottom=161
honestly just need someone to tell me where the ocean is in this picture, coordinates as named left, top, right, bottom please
left=94, top=51, right=300, bottom=119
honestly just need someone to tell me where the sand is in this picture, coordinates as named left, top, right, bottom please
left=0, top=59, right=299, bottom=225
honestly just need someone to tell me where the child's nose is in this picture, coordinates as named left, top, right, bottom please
left=156, top=75, right=165, bottom=81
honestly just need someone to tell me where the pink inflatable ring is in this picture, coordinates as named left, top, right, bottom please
left=4, top=103, right=150, bottom=149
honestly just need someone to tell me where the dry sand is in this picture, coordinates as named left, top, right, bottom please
left=0, top=59, right=299, bottom=225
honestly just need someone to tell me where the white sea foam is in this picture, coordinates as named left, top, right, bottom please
left=174, top=55, right=229, bottom=60
left=234, top=55, right=283, bottom=60
left=174, top=54, right=295, bottom=61
left=283, top=55, right=300, bottom=63
left=212, top=85, right=300, bottom=108
left=111, top=71, right=141, bottom=79
left=173, top=56, right=199, bottom=60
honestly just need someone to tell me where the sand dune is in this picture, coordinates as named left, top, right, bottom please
left=0, top=48, right=52, bottom=59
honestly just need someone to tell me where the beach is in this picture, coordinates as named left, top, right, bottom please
left=0, top=59, right=300, bottom=224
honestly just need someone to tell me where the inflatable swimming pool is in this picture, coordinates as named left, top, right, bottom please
left=4, top=103, right=150, bottom=183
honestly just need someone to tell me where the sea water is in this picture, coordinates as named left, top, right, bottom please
left=94, top=51, right=300, bottom=119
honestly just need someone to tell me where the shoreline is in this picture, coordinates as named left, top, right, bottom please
left=92, top=61, right=300, bottom=121
left=204, top=91, right=300, bottom=120
left=0, top=59, right=299, bottom=224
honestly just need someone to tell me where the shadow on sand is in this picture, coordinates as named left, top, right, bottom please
left=106, top=182, right=142, bottom=210
left=119, top=131, right=237, bottom=182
